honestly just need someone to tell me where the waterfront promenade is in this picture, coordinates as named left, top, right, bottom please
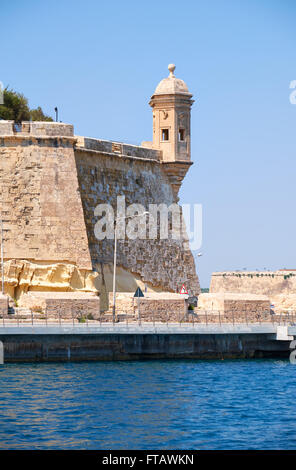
left=0, top=318, right=295, bottom=362
left=0, top=321, right=290, bottom=335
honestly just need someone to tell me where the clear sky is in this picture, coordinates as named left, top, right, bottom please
left=1, top=0, right=296, bottom=287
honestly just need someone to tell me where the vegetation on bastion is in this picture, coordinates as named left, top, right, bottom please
left=0, top=88, right=53, bottom=122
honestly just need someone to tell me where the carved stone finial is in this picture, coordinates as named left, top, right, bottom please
left=168, top=64, right=176, bottom=77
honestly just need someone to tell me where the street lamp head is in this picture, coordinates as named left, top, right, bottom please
left=116, top=211, right=150, bottom=221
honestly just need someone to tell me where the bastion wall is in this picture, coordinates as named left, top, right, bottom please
left=75, top=138, right=199, bottom=308
left=0, top=121, right=199, bottom=310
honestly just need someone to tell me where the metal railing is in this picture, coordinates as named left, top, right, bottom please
left=0, top=308, right=295, bottom=328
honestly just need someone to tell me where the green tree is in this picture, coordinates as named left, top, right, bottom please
left=0, top=88, right=53, bottom=122
left=29, top=106, right=53, bottom=122
left=0, top=88, right=30, bottom=122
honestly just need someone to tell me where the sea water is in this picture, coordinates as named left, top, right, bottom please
left=0, top=359, right=295, bottom=449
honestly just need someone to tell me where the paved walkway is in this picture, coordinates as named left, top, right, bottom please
left=0, top=322, right=281, bottom=335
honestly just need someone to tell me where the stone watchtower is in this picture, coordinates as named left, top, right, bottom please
left=142, top=64, right=194, bottom=198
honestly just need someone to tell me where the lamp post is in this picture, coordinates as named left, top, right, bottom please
left=1, top=217, right=3, bottom=295
left=112, top=211, right=149, bottom=324
left=112, top=219, right=118, bottom=324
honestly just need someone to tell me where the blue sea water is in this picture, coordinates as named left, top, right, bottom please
left=0, top=359, right=296, bottom=450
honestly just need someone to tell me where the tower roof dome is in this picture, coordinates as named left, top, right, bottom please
left=153, top=64, right=191, bottom=96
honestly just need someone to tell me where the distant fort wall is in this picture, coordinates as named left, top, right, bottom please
left=210, top=271, right=296, bottom=296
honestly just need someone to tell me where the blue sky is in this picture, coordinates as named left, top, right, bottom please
left=1, top=0, right=296, bottom=287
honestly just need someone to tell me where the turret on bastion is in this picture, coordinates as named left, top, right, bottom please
left=0, top=65, right=200, bottom=314
left=142, top=64, right=193, bottom=197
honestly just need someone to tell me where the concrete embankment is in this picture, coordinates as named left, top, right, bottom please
left=0, top=324, right=293, bottom=361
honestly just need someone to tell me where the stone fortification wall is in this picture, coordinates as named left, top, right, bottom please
left=210, top=271, right=296, bottom=313
left=0, top=121, right=200, bottom=309
left=104, top=292, right=186, bottom=323
left=10, top=291, right=100, bottom=320
left=0, top=122, right=91, bottom=269
left=0, top=121, right=94, bottom=301
left=0, top=295, right=8, bottom=317
left=75, top=146, right=200, bottom=308
left=197, top=293, right=272, bottom=323
left=76, top=136, right=161, bottom=161
left=0, top=120, right=74, bottom=137
left=44, top=292, right=100, bottom=320
left=210, top=271, right=296, bottom=297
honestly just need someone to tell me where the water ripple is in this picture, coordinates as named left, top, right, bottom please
left=0, top=359, right=296, bottom=449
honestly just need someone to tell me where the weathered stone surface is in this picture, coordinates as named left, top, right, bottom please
left=0, top=67, right=200, bottom=312
left=149, top=64, right=193, bottom=164
left=105, top=292, right=186, bottom=322
left=3, top=259, right=98, bottom=300
left=197, top=293, right=271, bottom=323
left=0, top=121, right=14, bottom=135
left=76, top=136, right=161, bottom=161
left=0, top=295, right=8, bottom=317
left=210, top=271, right=296, bottom=312
left=272, top=294, right=296, bottom=312
left=75, top=148, right=199, bottom=308
left=20, top=291, right=100, bottom=320
left=0, top=132, right=91, bottom=269
left=210, top=271, right=296, bottom=295
left=0, top=121, right=74, bottom=137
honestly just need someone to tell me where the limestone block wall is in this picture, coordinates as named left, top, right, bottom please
left=105, top=292, right=186, bottom=322
left=45, top=297, right=100, bottom=320
left=0, top=121, right=14, bottom=135
left=19, top=291, right=100, bottom=320
left=0, top=121, right=74, bottom=137
left=271, top=294, right=296, bottom=312
left=197, top=293, right=271, bottom=323
left=29, top=122, right=74, bottom=137
left=223, top=298, right=271, bottom=322
left=76, top=136, right=161, bottom=161
left=0, top=130, right=92, bottom=270
left=0, top=121, right=200, bottom=309
left=0, top=295, right=8, bottom=317
left=210, top=271, right=296, bottom=296
left=210, top=272, right=296, bottom=312
left=75, top=147, right=200, bottom=308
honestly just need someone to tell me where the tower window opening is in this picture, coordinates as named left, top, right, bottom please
left=178, top=129, right=185, bottom=141
left=161, top=129, right=169, bottom=141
